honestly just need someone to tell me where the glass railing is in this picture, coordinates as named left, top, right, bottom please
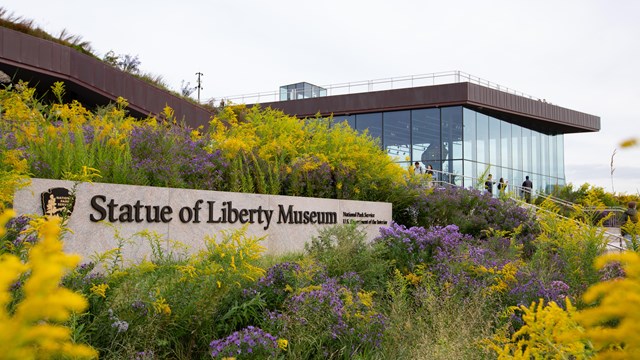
left=208, top=70, right=541, bottom=106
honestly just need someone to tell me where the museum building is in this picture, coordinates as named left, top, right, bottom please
left=252, top=72, right=600, bottom=193
left=0, top=24, right=601, bottom=193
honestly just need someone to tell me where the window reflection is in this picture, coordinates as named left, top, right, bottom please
left=512, top=124, right=521, bottom=171
left=501, top=121, right=511, bottom=169
left=356, top=113, right=382, bottom=144
left=477, top=114, right=489, bottom=164
left=489, top=117, right=501, bottom=167
left=332, top=114, right=355, bottom=129
left=383, top=111, right=411, bottom=161
left=412, top=108, right=441, bottom=171
left=557, top=135, right=565, bottom=179
left=463, top=108, right=476, bottom=161
left=442, top=107, right=463, bottom=160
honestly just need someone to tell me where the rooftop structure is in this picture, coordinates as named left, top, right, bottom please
left=279, top=82, right=326, bottom=101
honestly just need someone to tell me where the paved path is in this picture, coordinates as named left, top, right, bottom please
left=604, top=227, right=626, bottom=252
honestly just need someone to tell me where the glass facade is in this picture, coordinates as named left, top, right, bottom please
left=340, top=105, right=565, bottom=193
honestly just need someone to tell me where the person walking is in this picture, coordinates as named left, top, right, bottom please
left=414, top=161, right=424, bottom=175
left=485, top=174, right=495, bottom=195
left=621, top=201, right=639, bottom=240
left=522, top=176, right=533, bottom=203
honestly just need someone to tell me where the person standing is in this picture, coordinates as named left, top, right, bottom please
left=621, top=201, right=639, bottom=240
left=485, top=174, right=495, bottom=195
left=426, top=164, right=434, bottom=176
left=414, top=161, right=424, bottom=175
left=497, top=177, right=507, bottom=194
left=522, top=176, right=533, bottom=203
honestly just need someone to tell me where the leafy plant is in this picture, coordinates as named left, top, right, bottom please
left=305, top=223, right=390, bottom=291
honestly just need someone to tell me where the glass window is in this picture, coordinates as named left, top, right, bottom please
left=411, top=108, right=441, bottom=171
left=532, top=174, right=541, bottom=194
left=549, top=135, right=557, bottom=178
left=442, top=107, right=463, bottom=160
left=476, top=113, right=489, bottom=164
left=333, top=114, right=355, bottom=129
left=532, top=131, right=540, bottom=176
left=463, top=108, right=476, bottom=161
left=356, top=113, right=383, bottom=145
left=541, top=134, right=549, bottom=178
left=522, top=128, right=531, bottom=175
left=512, top=124, right=521, bottom=172
left=463, top=160, right=476, bottom=189
left=489, top=116, right=501, bottom=167
left=443, top=160, right=463, bottom=186
left=557, top=135, right=565, bottom=179
left=512, top=170, right=523, bottom=192
left=500, top=121, right=512, bottom=169
left=383, top=111, right=411, bottom=162
left=498, top=167, right=511, bottom=192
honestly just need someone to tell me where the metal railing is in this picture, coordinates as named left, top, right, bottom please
left=418, top=168, right=629, bottom=252
left=208, top=70, right=542, bottom=106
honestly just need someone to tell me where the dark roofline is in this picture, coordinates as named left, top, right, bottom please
left=0, top=26, right=214, bottom=128
left=259, top=82, right=600, bottom=134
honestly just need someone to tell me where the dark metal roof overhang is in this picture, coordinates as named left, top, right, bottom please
left=0, top=26, right=214, bottom=128
left=258, top=82, right=600, bottom=135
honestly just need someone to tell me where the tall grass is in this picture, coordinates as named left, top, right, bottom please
left=381, top=271, right=496, bottom=359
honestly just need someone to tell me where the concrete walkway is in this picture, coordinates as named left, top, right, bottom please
left=604, top=227, right=626, bottom=252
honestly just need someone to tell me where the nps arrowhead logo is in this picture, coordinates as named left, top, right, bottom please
left=41, top=187, right=75, bottom=217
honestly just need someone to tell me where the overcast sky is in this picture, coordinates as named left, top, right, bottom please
left=3, top=0, right=639, bottom=194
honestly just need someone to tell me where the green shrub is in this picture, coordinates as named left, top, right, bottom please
left=305, top=223, right=391, bottom=291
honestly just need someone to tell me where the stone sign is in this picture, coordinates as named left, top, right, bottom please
left=13, top=179, right=392, bottom=262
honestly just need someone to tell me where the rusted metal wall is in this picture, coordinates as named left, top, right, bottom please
left=466, top=83, right=600, bottom=133
left=260, top=82, right=600, bottom=134
left=0, top=26, right=214, bottom=128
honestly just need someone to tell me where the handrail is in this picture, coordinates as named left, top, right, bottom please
left=424, top=167, right=623, bottom=213
left=421, top=168, right=628, bottom=252
left=209, top=70, right=542, bottom=106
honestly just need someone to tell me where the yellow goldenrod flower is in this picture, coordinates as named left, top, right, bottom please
left=404, top=272, right=421, bottom=286
left=577, top=251, right=640, bottom=358
left=176, top=264, right=198, bottom=281
left=357, top=290, right=375, bottom=308
left=0, top=209, right=16, bottom=236
left=162, top=105, right=175, bottom=120
left=116, top=96, right=129, bottom=108
left=89, top=283, right=109, bottom=298
left=0, top=214, right=97, bottom=358
left=277, top=338, right=288, bottom=351
left=153, top=297, right=172, bottom=316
